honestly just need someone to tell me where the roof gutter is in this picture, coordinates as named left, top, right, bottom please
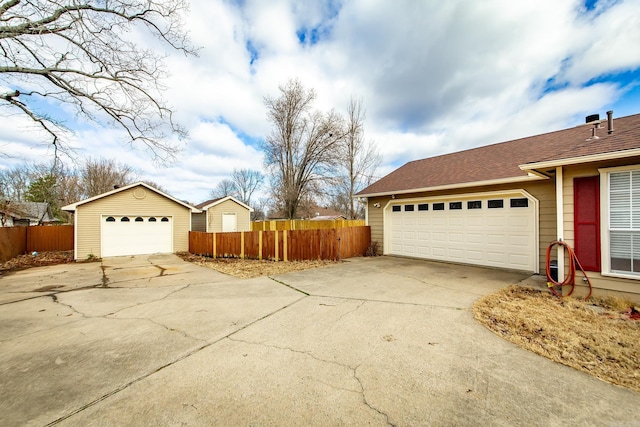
left=356, top=174, right=547, bottom=198
left=519, top=148, right=640, bottom=172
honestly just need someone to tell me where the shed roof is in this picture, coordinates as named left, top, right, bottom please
left=195, top=196, right=253, bottom=212
left=62, top=182, right=201, bottom=212
left=357, top=113, right=640, bottom=197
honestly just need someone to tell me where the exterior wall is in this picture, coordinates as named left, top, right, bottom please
left=561, top=157, right=640, bottom=303
left=191, top=212, right=206, bottom=232
left=75, top=186, right=191, bottom=259
left=206, top=199, right=251, bottom=232
left=366, top=179, right=556, bottom=273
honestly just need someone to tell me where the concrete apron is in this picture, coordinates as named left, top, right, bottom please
left=1, top=255, right=639, bottom=426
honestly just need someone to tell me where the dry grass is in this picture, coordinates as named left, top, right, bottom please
left=177, top=253, right=338, bottom=279
left=473, top=286, right=640, bottom=392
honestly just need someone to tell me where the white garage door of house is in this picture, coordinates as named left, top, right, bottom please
left=102, top=215, right=173, bottom=257
left=387, top=193, right=537, bottom=272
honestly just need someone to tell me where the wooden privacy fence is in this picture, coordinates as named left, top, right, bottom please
left=190, top=226, right=371, bottom=261
left=252, top=219, right=366, bottom=231
left=0, top=225, right=74, bottom=262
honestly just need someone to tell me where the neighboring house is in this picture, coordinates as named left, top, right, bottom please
left=268, top=205, right=346, bottom=220
left=62, top=182, right=200, bottom=259
left=357, top=111, right=640, bottom=301
left=192, top=196, right=253, bottom=232
left=0, top=202, right=57, bottom=226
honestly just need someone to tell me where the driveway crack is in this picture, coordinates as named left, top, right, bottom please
left=354, top=365, right=395, bottom=426
left=226, top=337, right=394, bottom=424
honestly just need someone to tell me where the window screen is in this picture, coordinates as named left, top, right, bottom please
left=433, top=203, right=445, bottom=211
left=449, top=202, right=462, bottom=210
left=609, top=170, right=640, bottom=274
left=418, top=204, right=428, bottom=211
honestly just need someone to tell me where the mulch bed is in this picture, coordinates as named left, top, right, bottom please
left=0, top=251, right=75, bottom=273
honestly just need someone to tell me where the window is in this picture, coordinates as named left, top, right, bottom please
left=433, top=203, right=445, bottom=211
left=106, top=217, right=116, bottom=222
left=467, top=200, right=482, bottom=209
left=449, top=202, right=462, bottom=210
left=488, top=199, right=504, bottom=209
left=608, top=170, right=640, bottom=275
left=392, top=205, right=401, bottom=212
left=510, top=198, right=529, bottom=208
left=404, top=204, right=414, bottom=212
left=418, top=204, right=429, bottom=211
left=161, top=217, right=169, bottom=222
left=135, top=217, right=144, bottom=222
left=148, top=217, right=157, bottom=222
left=121, top=216, right=130, bottom=222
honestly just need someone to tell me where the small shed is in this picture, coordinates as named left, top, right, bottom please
left=62, top=182, right=200, bottom=259
left=193, top=196, right=253, bottom=232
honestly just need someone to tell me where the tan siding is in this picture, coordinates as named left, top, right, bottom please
left=367, top=180, right=556, bottom=272
left=206, top=200, right=251, bottom=232
left=75, top=186, right=191, bottom=259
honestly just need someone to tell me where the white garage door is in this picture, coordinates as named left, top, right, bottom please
left=102, top=215, right=173, bottom=257
left=387, top=193, right=537, bottom=272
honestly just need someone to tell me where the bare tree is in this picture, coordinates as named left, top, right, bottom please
left=0, top=163, right=31, bottom=202
left=231, top=168, right=264, bottom=206
left=263, top=79, right=344, bottom=219
left=81, top=158, right=136, bottom=197
left=330, top=97, right=380, bottom=219
left=210, top=179, right=237, bottom=199
left=0, top=0, right=195, bottom=163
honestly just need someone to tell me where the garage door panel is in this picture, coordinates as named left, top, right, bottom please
left=388, top=195, right=536, bottom=271
left=102, top=216, right=172, bottom=257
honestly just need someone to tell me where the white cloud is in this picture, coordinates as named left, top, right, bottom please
left=2, top=0, right=640, bottom=204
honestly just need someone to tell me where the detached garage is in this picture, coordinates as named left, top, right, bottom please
left=63, top=182, right=200, bottom=260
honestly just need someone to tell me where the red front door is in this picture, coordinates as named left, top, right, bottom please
left=573, top=176, right=601, bottom=271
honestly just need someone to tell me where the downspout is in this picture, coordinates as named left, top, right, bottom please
left=555, top=166, right=565, bottom=282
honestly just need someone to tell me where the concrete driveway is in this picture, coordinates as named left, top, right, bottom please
left=1, top=255, right=638, bottom=426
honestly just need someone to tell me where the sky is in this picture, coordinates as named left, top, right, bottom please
left=1, top=0, right=640, bottom=204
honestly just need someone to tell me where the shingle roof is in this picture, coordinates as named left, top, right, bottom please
left=195, top=198, right=221, bottom=209
left=357, top=113, right=640, bottom=196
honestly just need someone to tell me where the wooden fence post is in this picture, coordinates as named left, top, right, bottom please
left=274, top=230, right=279, bottom=262
left=213, top=232, right=217, bottom=258
left=283, top=229, right=288, bottom=262
left=241, top=232, right=245, bottom=259
left=258, top=231, right=263, bottom=260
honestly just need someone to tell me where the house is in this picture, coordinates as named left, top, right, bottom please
left=268, top=205, right=346, bottom=220
left=192, top=196, right=253, bottom=232
left=357, top=111, right=640, bottom=302
left=62, top=182, right=200, bottom=259
left=0, top=202, right=57, bottom=226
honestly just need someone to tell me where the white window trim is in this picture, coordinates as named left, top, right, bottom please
left=599, top=164, right=640, bottom=280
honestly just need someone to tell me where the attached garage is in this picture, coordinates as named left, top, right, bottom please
left=385, top=191, right=538, bottom=272
left=63, top=182, right=200, bottom=260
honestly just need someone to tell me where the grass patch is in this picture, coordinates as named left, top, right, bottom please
left=473, top=286, right=640, bottom=392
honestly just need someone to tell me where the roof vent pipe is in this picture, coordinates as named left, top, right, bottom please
left=607, top=110, right=614, bottom=134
